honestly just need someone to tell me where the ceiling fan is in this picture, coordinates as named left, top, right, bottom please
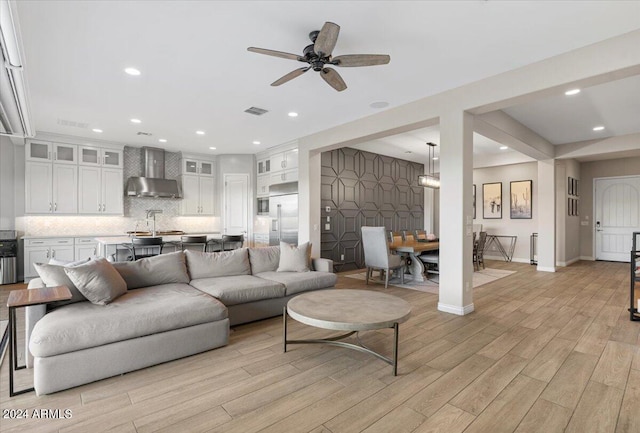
left=247, top=22, right=390, bottom=92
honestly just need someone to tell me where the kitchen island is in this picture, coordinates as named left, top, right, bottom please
left=95, top=233, right=223, bottom=261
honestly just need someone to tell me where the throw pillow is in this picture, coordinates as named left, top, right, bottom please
left=34, top=262, right=88, bottom=306
left=277, top=241, right=311, bottom=272
left=112, top=251, right=190, bottom=289
left=48, top=257, right=91, bottom=267
left=248, top=245, right=280, bottom=274
left=63, top=258, right=127, bottom=305
left=184, top=248, right=251, bottom=279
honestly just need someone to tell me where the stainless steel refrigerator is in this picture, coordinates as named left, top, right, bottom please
left=269, top=182, right=298, bottom=246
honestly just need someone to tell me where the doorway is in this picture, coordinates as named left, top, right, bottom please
left=223, top=173, right=249, bottom=237
left=594, top=175, right=640, bottom=262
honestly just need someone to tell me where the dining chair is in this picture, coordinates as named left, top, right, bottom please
left=362, top=226, right=405, bottom=289
left=414, top=229, right=428, bottom=240
left=418, top=250, right=439, bottom=281
left=387, top=230, right=403, bottom=244
left=474, top=231, right=487, bottom=270
left=221, top=234, right=244, bottom=251
left=122, top=237, right=164, bottom=261
left=401, top=230, right=415, bottom=242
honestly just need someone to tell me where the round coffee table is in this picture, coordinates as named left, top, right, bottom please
left=284, top=289, right=411, bottom=375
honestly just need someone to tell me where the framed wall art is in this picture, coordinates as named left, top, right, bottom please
left=483, top=182, right=502, bottom=219
left=510, top=180, right=532, bottom=219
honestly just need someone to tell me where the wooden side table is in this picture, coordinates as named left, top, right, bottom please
left=7, top=285, right=71, bottom=397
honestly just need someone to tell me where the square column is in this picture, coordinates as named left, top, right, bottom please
left=537, top=159, right=556, bottom=272
left=438, top=110, right=474, bottom=315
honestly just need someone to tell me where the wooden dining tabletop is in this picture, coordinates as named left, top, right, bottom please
left=389, top=240, right=439, bottom=253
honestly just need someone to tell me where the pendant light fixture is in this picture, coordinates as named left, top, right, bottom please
left=418, top=142, right=440, bottom=189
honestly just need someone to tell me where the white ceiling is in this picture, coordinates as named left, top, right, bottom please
left=14, top=1, right=640, bottom=157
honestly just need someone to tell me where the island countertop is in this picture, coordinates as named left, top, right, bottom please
left=95, top=233, right=223, bottom=245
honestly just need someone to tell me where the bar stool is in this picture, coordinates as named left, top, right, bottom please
left=121, top=237, right=164, bottom=261
left=180, top=235, right=208, bottom=252
left=221, top=234, right=244, bottom=251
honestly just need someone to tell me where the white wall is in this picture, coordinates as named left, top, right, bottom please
left=555, top=159, right=581, bottom=265
left=0, top=136, right=15, bottom=229
left=473, top=162, right=538, bottom=263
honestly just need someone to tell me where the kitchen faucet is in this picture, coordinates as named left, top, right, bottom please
left=145, top=209, right=163, bottom=237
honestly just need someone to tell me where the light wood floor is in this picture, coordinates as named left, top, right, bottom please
left=1, top=260, right=639, bottom=433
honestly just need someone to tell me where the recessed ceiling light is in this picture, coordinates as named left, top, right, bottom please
left=500, top=146, right=509, bottom=150
left=92, top=128, right=103, bottom=133
left=253, top=141, right=261, bottom=145
left=564, top=88, right=580, bottom=96
left=124, top=67, right=141, bottom=76
left=592, top=126, right=605, bottom=131
left=196, top=130, right=205, bottom=135
left=432, top=156, right=439, bottom=160
left=130, top=118, right=141, bottom=124
left=158, top=139, right=167, bottom=143
left=288, top=112, right=298, bottom=117
left=405, top=151, right=412, bottom=154
left=209, top=146, right=216, bottom=150
left=370, top=101, right=389, bottom=109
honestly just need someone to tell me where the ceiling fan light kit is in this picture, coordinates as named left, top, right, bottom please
left=419, top=142, right=440, bottom=189
left=248, top=22, right=390, bottom=91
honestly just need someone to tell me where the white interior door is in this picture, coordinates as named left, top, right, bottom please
left=224, top=174, right=249, bottom=235
left=595, top=176, right=640, bottom=262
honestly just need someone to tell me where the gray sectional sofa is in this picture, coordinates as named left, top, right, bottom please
left=25, top=246, right=336, bottom=395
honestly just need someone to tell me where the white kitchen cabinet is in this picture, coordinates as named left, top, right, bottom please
left=269, top=149, right=298, bottom=172
left=75, top=238, right=98, bottom=261
left=26, top=140, right=78, bottom=164
left=79, top=146, right=123, bottom=168
left=25, top=161, right=77, bottom=214
left=78, top=166, right=123, bottom=215
left=23, top=238, right=75, bottom=281
left=180, top=175, right=214, bottom=215
left=257, top=174, right=270, bottom=197
left=257, top=157, right=271, bottom=175
left=270, top=169, right=298, bottom=185
left=181, top=158, right=214, bottom=177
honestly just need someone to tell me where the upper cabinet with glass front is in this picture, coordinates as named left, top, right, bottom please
left=181, top=157, right=214, bottom=177
left=27, top=140, right=77, bottom=164
left=79, top=146, right=123, bottom=168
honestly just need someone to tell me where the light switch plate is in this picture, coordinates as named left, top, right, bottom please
left=326, top=216, right=330, bottom=222
left=580, top=221, right=589, bottom=226
left=325, top=206, right=331, bottom=212
left=325, top=224, right=330, bottom=230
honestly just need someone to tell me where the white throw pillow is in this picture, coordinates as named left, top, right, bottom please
left=64, top=258, right=127, bottom=305
left=277, top=242, right=311, bottom=272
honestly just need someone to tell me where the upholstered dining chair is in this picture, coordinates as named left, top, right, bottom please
left=414, top=229, right=428, bottom=241
left=362, top=226, right=405, bottom=289
left=473, top=231, right=487, bottom=271
left=401, top=230, right=415, bottom=242
left=387, top=230, right=403, bottom=244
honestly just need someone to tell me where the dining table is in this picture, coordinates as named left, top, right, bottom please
left=388, top=240, right=439, bottom=282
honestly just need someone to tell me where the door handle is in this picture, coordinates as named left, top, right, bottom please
left=54, top=202, right=57, bottom=211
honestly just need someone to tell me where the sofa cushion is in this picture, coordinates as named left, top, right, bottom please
left=248, top=246, right=280, bottom=274
left=29, top=283, right=227, bottom=358
left=63, top=258, right=128, bottom=305
left=34, top=263, right=88, bottom=306
left=277, top=242, right=311, bottom=272
left=189, top=275, right=285, bottom=306
left=256, top=271, right=337, bottom=296
left=185, top=248, right=251, bottom=279
left=113, top=251, right=190, bottom=289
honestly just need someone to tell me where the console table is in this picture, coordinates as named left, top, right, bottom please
left=485, top=235, right=517, bottom=262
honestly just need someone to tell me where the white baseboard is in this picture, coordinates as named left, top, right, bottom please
left=580, top=256, right=595, bottom=261
left=438, top=302, right=475, bottom=316
left=557, top=257, right=580, bottom=267
left=484, top=255, right=529, bottom=264
left=537, top=266, right=556, bottom=273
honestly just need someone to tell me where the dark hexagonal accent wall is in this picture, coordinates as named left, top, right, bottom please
left=321, top=147, right=425, bottom=271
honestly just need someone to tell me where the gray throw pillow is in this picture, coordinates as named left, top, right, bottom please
left=64, top=258, right=127, bottom=305
left=34, top=262, right=88, bottom=306
left=277, top=242, right=311, bottom=272
left=112, top=251, right=190, bottom=289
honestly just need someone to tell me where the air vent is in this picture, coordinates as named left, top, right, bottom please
left=244, top=106, right=269, bottom=116
left=136, top=131, right=153, bottom=136
left=57, top=119, right=89, bottom=129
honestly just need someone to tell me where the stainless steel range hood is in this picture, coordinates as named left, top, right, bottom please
left=126, top=147, right=181, bottom=198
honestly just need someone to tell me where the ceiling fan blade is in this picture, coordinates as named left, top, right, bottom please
left=271, top=67, right=309, bottom=86
left=314, top=22, right=340, bottom=56
left=247, top=47, right=303, bottom=61
left=321, top=67, right=347, bottom=92
left=332, top=54, right=391, bottom=67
